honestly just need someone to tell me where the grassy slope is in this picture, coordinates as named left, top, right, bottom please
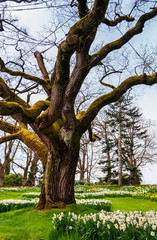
left=0, top=208, right=53, bottom=240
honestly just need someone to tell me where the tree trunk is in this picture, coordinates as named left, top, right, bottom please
left=0, top=164, right=4, bottom=187
left=36, top=144, right=79, bottom=210
left=27, top=153, right=39, bottom=186
left=130, top=169, right=140, bottom=185
left=118, top=120, right=123, bottom=188
left=23, top=168, right=28, bottom=186
left=80, top=169, right=85, bottom=180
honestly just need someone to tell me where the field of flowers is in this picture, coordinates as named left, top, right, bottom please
left=75, top=185, right=157, bottom=201
left=0, top=185, right=157, bottom=239
left=50, top=210, right=157, bottom=240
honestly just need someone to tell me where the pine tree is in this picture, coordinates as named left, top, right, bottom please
left=123, top=106, right=148, bottom=185
left=99, top=92, right=155, bottom=186
left=105, top=94, right=132, bottom=187
left=98, top=121, right=116, bottom=185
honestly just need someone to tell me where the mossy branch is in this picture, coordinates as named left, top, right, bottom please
left=102, top=15, right=135, bottom=26
left=81, top=72, right=157, bottom=129
left=0, top=57, right=49, bottom=86
left=90, top=7, right=157, bottom=66
left=0, top=77, right=29, bottom=107
left=0, top=119, right=19, bottom=134
left=0, top=100, right=50, bottom=123
left=0, top=119, right=47, bottom=167
left=0, top=132, right=19, bottom=144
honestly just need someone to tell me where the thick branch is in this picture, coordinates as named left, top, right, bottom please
left=102, top=15, right=135, bottom=26
left=34, top=51, right=49, bottom=80
left=40, top=0, right=109, bottom=129
left=90, top=8, right=157, bottom=66
left=0, top=100, right=50, bottom=123
left=81, top=72, right=157, bottom=130
left=0, top=58, right=48, bottom=86
left=77, top=0, right=89, bottom=18
left=34, top=51, right=51, bottom=96
left=0, top=133, right=19, bottom=144
left=0, top=119, right=19, bottom=134
left=0, top=77, right=29, bottom=107
left=0, top=119, right=47, bottom=166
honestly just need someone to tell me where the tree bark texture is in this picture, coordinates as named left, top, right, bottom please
left=0, top=164, right=4, bottom=187
left=36, top=142, right=79, bottom=209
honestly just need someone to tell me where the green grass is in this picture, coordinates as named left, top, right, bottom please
left=0, top=207, right=53, bottom=240
left=0, top=197, right=157, bottom=240
left=107, top=197, right=157, bottom=212
left=0, top=188, right=40, bottom=200
left=0, top=186, right=157, bottom=240
left=0, top=205, right=107, bottom=240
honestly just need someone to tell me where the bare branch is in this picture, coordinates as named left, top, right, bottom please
left=34, top=51, right=49, bottom=80
left=0, top=57, right=49, bottom=86
left=100, top=81, right=115, bottom=89
left=102, top=15, right=135, bottom=26
left=91, top=8, right=157, bottom=66
left=0, top=0, right=37, bottom=2
left=0, top=77, right=29, bottom=107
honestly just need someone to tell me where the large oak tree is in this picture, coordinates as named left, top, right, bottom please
left=0, top=0, right=157, bottom=209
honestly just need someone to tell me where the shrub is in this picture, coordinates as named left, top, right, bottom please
left=3, top=174, right=23, bottom=187
left=75, top=179, right=92, bottom=186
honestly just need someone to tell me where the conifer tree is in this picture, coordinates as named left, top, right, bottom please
left=100, top=93, right=156, bottom=186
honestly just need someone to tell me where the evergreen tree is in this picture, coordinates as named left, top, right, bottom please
left=99, top=92, right=156, bottom=186
left=98, top=120, right=116, bottom=185
left=105, top=93, right=132, bottom=187
left=123, top=106, right=148, bottom=185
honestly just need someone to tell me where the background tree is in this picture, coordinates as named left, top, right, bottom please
left=0, top=138, right=20, bottom=186
left=98, top=119, right=116, bottom=185
left=76, top=130, right=101, bottom=182
left=0, top=1, right=156, bottom=209
left=27, top=152, right=39, bottom=187
left=103, top=93, right=132, bottom=187
left=99, top=93, right=157, bottom=186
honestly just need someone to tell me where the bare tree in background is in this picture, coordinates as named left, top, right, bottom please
left=0, top=139, right=20, bottom=186
left=76, top=131, right=101, bottom=182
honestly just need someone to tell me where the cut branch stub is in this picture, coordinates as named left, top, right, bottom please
left=34, top=51, right=49, bottom=80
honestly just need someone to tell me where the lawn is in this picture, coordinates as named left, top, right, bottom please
left=0, top=185, right=157, bottom=240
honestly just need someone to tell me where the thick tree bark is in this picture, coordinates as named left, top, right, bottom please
left=36, top=142, right=79, bottom=209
